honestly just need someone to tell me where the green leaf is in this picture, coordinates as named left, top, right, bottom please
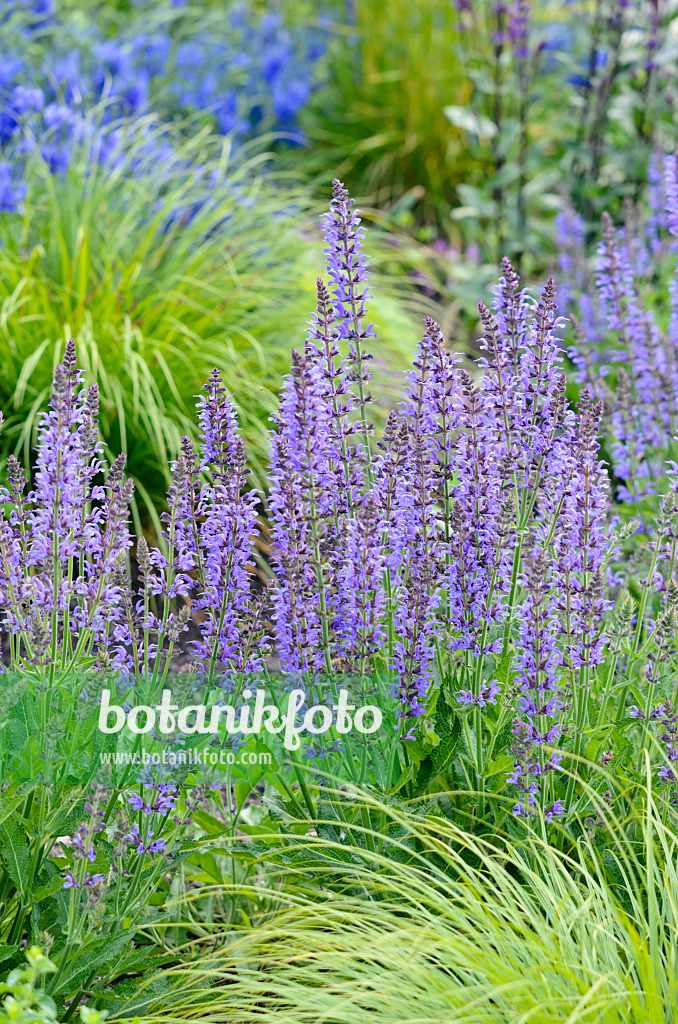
left=4, top=695, right=36, bottom=756
left=185, top=852, right=222, bottom=884
left=493, top=652, right=514, bottom=687
left=388, top=764, right=415, bottom=796
left=432, top=723, right=461, bottom=774
left=0, top=791, right=30, bottom=829
left=414, top=756, right=436, bottom=793
left=485, top=754, right=513, bottom=792
left=443, top=104, right=498, bottom=138
left=0, top=816, right=32, bottom=896
left=491, top=715, right=515, bottom=758
left=53, top=935, right=132, bottom=994
left=0, top=944, right=19, bottom=967
left=370, top=747, right=389, bottom=788
left=192, top=809, right=228, bottom=838
left=33, top=874, right=69, bottom=903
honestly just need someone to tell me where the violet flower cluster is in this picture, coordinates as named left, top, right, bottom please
left=559, top=151, right=678, bottom=506
left=4, top=180, right=669, bottom=822
left=0, top=345, right=264, bottom=684
left=57, top=777, right=214, bottom=938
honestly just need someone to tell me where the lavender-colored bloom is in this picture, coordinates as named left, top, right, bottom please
left=189, top=371, right=265, bottom=678
left=552, top=391, right=610, bottom=672
left=390, top=553, right=440, bottom=718
left=123, top=823, right=167, bottom=856
left=62, top=870, right=104, bottom=890
left=544, top=800, right=566, bottom=822
left=645, top=152, right=668, bottom=255
left=127, top=447, right=195, bottom=674
left=445, top=368, right=513, bottom=656
left=387, top=430, right=442, bottom=718
left=305, top=277, right=365, bottom=514
left=322, top=180, right=375, bottom=435
left=662, top=152, right=678, bottom=413
left=595, top=213, right=668, bottom=499
left=126, top=781, right=178, bottom=816
left=0, top=341, right=134, bottom=668
left=649, top=701, right=678, bottom=790
left=383, top=323, right=455, bottom=717
left=401, top=317, right=462, bottom=446
left=269, top=349, right=337, bottom=676
left=456, top=680, right=501, bottom=707
left=396, top=321, right=463, bottom=622
left=509, top=719, right=539, bottom=816
left=554, top=205, right=590, bottom=317
left=334, top=495, right=386, bottom=670
left=507, top=0, right=530, bottom=58
left=510, top=549, right=564, bottom=816
left=70, top=831, right=96, bottom=863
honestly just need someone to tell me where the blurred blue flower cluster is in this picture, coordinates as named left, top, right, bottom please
left=0, top=0, right=326, bottom=211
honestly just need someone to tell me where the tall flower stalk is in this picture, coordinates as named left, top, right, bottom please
left=3, top=182, right=678, bottom=832
left=322, top=179, right=375, bottom=473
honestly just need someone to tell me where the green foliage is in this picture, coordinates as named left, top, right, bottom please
left=291, top=0, right=470, bottom=228
left=0, top=946, right=58, bottom=1024
left=0, top=947, right=107, bottom=1024
left=137, top=781, right=678, bottom=1022
left=293, top=1, right=678, bottom=275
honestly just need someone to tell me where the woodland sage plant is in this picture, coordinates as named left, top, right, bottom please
left=1, top=179, right=678, bottom=840
left=3, top=177, right=678, bottom=1015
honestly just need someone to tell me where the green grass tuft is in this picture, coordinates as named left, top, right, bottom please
left=130, top=770, right=678, bottom=1023
left=0, top=113, right=423, bottom=532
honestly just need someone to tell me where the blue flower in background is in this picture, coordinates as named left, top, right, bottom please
left=542, top=23, right=575, bottom=53
left=272, top=77, right=311, bottom=124
left=95, top=40, right=132, bottom=80
left=593, top=48, right=608, bottom=70
left=131, top=33, right=172, bottom=77
left=566, top=73, right=593, bottom=88
left=262, top=41, right=293, bottom=84
left=0, top=56, right=23, bottom=90
left=48, top=51, right=83, bottom=101
left=0, top=160, right=26, bottom=211
left=13, top=85, right=44, bottom=114
left=0, top=0, right=329, bottom=212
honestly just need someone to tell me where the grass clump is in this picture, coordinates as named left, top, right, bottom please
left=134, top=776, right=678, bottom=1024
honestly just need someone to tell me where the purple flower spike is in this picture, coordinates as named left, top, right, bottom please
left=269, top=348, right=337, bottom=676
left=191, top=371, right=265, bottom=677
left=334, top=495, right=386, bottom=670
left=322, top=179, right=375, bottom=377
left=0, top=340, right=134, bottom=670
left=510, top=548, right=564, bottom=817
